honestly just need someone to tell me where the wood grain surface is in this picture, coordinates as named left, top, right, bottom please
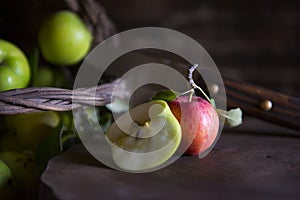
left=224, top=78, right=300, bottom=131
left=40, top=131, right=300, bottom=200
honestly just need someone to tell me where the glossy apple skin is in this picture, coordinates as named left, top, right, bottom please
left=0, top=39, right=31, bottom=91
left=38, top=10, right=92, bottom=66
left=169, top=96, right=219, bottom=156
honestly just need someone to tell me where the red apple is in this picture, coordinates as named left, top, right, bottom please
left=169, top=96, right=219, bottom=156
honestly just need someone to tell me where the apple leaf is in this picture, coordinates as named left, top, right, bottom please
left=226, top=108, right=243, bottom=127
left=209, top=98, right=216, bottom=108
left=217, top=108, right=243, bottom=127
left=152, top=90, right=180, bottom=102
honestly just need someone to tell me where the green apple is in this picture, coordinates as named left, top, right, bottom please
left=106, top=100, right=181, bottom=172
left=32, top=65, right=68, bottom=87
left=0, top=151, right=40, bottom=200
left=0, top=39, right=30, bottom=91
left=32, top=65, right=55, bottom=87
left=0, top=160, right=17, bottom=200
left=0, top=160, right=12, bottom=187
left=5, top=111, right=60, bottom=150
left=38, top=10, right=92, bottom=66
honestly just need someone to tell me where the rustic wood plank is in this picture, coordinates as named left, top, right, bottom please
left=40, top=132, right=300, bottom=200
left=224, top=78, right=300, bottom=131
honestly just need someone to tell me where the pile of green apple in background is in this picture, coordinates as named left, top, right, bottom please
left=0, top=10, right=96, bottom=200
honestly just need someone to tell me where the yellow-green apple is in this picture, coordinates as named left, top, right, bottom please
left=0, top=39, right=30, bottom=91
left=0, top=151, right=40, bottom=200
left=169, top=96, right=219, bottom=156
left=0, top=160, right=17, bottom=200
left=38, top=10, right=92, bottom=66
left=5, top=111, right=60, bottom=150
left=0, top=160, right=13, bottom=188
left=106, top=100, right=181, bottom=171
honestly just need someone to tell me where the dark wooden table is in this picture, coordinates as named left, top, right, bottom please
left=39, top=118, right=300, bottom=200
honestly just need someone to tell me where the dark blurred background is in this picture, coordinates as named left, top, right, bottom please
left=1, top=0, right=299, bottom=96
left=99, top=0, right=300, bottom=96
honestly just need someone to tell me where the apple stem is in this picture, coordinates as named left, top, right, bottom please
left=179, top=89, right=194, bottom=96
left=188, top=64, right=211, bottom=102
left=177, top=89, right=195, bottom=102
left=188, top=89, right=194, bottom=102
left=187, top=65, right=243, bottom=127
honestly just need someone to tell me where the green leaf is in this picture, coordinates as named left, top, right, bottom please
left=226, top=108, right=242, bottom=127
left=152, top=90, right=180, bottom=102
left=217, top=107, right=243, bottom=127
left=209, top=98, right=216, bottom=108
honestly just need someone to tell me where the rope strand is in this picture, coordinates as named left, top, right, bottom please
left=0, top=80, right=122, bottom=115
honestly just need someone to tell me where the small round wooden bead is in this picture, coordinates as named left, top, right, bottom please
left=259, top=99, right=272, bottom=111
left=209, top=83, right=219, bottom=95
